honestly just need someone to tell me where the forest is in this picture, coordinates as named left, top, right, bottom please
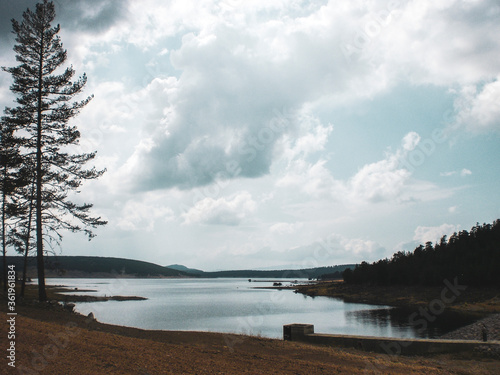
left=342, top=219, right=500, bottom=287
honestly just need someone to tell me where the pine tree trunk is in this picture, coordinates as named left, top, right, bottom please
left=21, top=181, right=35, bottom=298
left=36, top=115, right=46, bottom=301
left=21, top=246, right=29, bottom=298
left=36, top=28, right=47, bottom=302
left=1, top=165, right=7, bottom=291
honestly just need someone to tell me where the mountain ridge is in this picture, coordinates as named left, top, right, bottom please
left=5, top=255, right=354, bottom=279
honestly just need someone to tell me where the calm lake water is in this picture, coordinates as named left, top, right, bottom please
left=47, top=278, right=478, bottom=339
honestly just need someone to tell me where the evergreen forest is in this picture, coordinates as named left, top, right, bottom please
left=342, top=219, right=500, bottom=287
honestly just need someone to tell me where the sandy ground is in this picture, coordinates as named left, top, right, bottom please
left=1, top=301, right=500, bottom=375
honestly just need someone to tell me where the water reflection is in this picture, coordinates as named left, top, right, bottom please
left=346, top=307, right=482, bottom=338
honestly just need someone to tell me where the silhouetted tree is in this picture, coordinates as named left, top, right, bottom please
left=0, top=122, right=20, bottom=290
left=1, top=1, right=107, bottom=300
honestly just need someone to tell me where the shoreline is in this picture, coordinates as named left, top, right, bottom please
left=50, top=280, right=499, bottom=339
left=2, top=299, right=500, bottom=374
left=294, top=281, right=500, bottom=315
left=47, top=281, right=500, bottom=346
left=37, top=285, right=148, bottom=303
left=2, top=283, right=500, bottom=373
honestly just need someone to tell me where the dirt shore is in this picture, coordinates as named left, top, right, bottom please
left=0, top=298, right=499, bottom=374
left=294, top=281, right=500, bottom=314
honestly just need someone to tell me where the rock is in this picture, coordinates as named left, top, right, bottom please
left=441, top=313, right=500, bottom=342
left=64, top=302, right=76, bottom=312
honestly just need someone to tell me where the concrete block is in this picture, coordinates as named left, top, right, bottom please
left=283, top=324, right=314, bottom=341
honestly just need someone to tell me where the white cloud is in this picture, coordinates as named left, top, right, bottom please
left=460, top=168, right=472, bottom=177
left=183, top=191, right=256, bottom=226
left=348, top=154, right=411, bottom=203
left=413, top=223, right=459, bottom=245
left=65, top=0, right=500, bottom=193
left=452, top=78, right=500, bottom=133
left=275, top=233, right=386, bottom=267
left=278, top=131, right=451, bottom=206
left=374, top=0, right=500, bottom=85
left=269, top=222, right=304, bottom=235
left=277, top=159, right=339, bottom=198
left=440, top=168, right=472, bottom=178
left=402, top=132, right=421, bottom=151
left=231, top=231, right=386, bottom=269
left=116, top=194, right=175, bottom=232
left=281, top=115, right=334, bottom=161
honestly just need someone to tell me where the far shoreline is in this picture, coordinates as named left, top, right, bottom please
left=294, top=280, right=500, bottom=315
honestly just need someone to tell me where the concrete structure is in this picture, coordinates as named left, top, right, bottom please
left=283, top=323, right=314, bottom=341
left=283, top=324, right=500, bottom=356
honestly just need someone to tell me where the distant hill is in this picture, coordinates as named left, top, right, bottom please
left=201, top=264, right=355, bottom=279
left=5, top=255, right=354, bottom=280
left=5, top=256, right=189, bottom=278
left=166, top=264, right=204, bottom=274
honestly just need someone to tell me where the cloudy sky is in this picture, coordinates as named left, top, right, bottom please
left=1, top=0, right=499, bottom=271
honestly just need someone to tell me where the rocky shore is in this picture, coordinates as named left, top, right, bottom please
left=440, top=313, right=500, bottom=358
left=441, top=313, right=500, bottom=341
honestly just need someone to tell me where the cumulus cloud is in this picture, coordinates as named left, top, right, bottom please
left=348, top=154, right=411, bottom=203
left=277, top=159, right=338, bottom=199
left=401, top=132, right=421, bottom=151
left=183, top=191, right=256, bottom=226
left=278, top=131, right=449, bottom=205
left=374, top=0, right=500, bottom=85
left=115, top=0, right=500, bottom=192
left=452, top=78, right=500, bottom=133
left=269, top=222, right=304, bottom=235
left=107, top=3, right=404, bottom=191
left=413, top=223, right=459, bottom=245
left=9, top=0, right=493, bottom=193
left=116, top=193, right=175, bottom=231
left=248, top=233, right=386, bottom=267
left=118, top=46, right=305, bottom=190
left=56, top=0, right=129, bottom=34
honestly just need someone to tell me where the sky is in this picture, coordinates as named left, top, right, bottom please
left=1, top=0, right=499, bottom=271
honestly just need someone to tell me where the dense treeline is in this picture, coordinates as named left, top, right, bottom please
left=202, top=264, right=354, bottom=279
left=318, top=271, right=343, bottom=280
left=343, top=220, right=500, bottom=287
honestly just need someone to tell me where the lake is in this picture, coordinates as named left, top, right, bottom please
left=47, top=278, right=478, bottom=339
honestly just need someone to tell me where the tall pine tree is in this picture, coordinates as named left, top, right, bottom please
left=2, top=0, right=107, bottom=301
left=0, top=121, right=23, bottom=291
